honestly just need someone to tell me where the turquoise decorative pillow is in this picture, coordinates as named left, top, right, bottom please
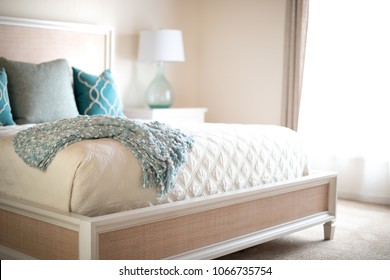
left=0, top=57, right=79, bottom=124
left=72, top=68, right=124, bottom=117
left=0, top=67, right=15, bottom=126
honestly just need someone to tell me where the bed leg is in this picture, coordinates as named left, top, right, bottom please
left=323, top=220, right=336, bottom=240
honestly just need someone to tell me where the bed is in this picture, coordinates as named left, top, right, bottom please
left=0, top=16, right=337, bottom=260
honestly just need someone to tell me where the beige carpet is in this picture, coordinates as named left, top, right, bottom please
left=217, top=199, right=390, bottom=260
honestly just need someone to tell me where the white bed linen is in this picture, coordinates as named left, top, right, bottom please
left=0, top=122, right=309, bottom=217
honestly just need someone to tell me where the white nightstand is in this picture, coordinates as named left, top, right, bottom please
left=124, top=108, right=207, bottom=124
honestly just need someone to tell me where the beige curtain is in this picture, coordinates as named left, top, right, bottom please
left=282, top=0, right=309, bottom=131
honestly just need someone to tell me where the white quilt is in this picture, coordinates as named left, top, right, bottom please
left=0, top=123, right=309, bottom=217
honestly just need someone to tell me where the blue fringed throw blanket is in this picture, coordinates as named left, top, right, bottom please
left=13, top=115, right=194, bottom=196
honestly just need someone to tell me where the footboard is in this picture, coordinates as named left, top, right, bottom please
left=0, top=171, right=337, bottom=260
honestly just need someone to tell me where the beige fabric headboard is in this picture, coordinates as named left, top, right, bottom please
left=0, top=16, right=113, bottom=74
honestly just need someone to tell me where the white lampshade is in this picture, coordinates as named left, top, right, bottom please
left=138, top=29, right=185, bottom=63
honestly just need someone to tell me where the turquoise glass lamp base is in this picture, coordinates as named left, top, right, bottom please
left=145, top=62, right=175, bottom=109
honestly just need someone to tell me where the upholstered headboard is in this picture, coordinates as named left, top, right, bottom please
left=0, top=16, right=113, bottom=74
left=0, top=16, right=121, bottom=125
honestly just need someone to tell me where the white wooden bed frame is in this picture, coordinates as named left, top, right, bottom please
left=0, top=16, right=337, bottom=260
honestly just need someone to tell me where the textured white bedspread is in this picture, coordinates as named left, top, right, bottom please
left=0, top=122, right=309, bottom=217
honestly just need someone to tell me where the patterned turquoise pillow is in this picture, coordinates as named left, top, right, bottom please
left=0, top=67, right=15, bottom=126
left=72, top=68, right=124, bottom=117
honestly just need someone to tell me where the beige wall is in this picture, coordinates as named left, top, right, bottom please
left=199, top=0, right=286, bottom=124
left=0, top=0, right=287, bottom=125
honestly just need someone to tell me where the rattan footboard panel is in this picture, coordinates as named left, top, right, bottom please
left=0, top=209, right=78, bottom=259
left=98, top=184, right=329, bottom=259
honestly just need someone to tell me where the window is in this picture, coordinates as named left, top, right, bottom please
left=299, top=0, right=390, bottom=204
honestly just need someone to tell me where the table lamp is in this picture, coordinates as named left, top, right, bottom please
left=138, top=29, right=185, bottom=108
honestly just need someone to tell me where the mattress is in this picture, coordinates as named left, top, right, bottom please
left=0, top=122, right=309, bottom=217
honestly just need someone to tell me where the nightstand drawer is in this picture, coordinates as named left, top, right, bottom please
left=124, top=108, right=207, bottom=124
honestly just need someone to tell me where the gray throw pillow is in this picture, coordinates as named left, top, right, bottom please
left=0, top=57, right=79, bottom=124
